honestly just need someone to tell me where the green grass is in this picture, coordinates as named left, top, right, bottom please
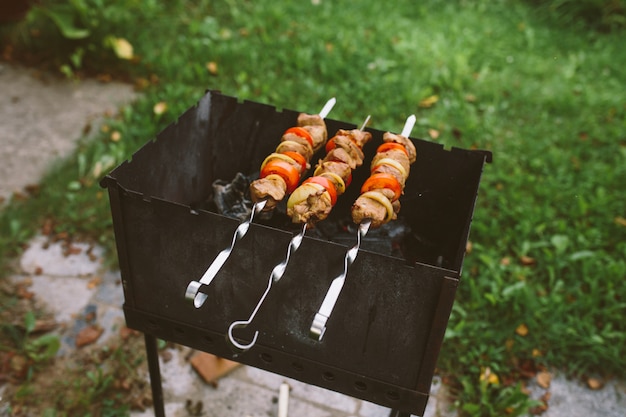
left=1, top=0, right=625, bottom=415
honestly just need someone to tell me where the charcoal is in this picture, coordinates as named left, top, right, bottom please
left=211, top=172, right=252, bottom=221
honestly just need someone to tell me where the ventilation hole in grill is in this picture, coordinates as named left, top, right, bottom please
left=354, top=381, right=367, bottom=391
left=322, top=372, right=335, bottom=381
left=260, top=353, right=273, bottom=363
left=291, top=362, right=303, bottom=372
left=175, top=327, right=185, bottom=335
left=386, top=390, right=400, bottom=401
left=204, top=336, right=214, bottom=346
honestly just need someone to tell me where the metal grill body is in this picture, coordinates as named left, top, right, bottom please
left=101, top=91, right=491, bottom=416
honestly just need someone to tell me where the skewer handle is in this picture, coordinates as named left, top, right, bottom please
left=185, top=200, right=267, bottom=308
left=401, top=114, right=416, bottom=138
left=318, top=97, right=336, bottom=119
left=310, top=219, right=371, bottom=341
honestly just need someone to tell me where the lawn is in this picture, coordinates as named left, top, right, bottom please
left=1, top=0, right=625, bottom=415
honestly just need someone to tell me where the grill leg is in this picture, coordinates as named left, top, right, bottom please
left=145, top=333, right=166, bottom=417
left=388, top=410, right=412, bottom=417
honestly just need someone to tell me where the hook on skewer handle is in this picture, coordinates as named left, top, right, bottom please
left=227, top=223, right=308, bottom=351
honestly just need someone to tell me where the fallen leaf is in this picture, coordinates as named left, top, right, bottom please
left=153, top=101, right=168, bottom=115
left=587, top=377, right=603, bottom=390
left=428, top=128, right=440, bottom=139
left=541, top=391, right=552, bottom=402
left=96, top=73, right=112, bottom=83
left=87, top=277, right=102, bottom=289
left=465, top=241, right=473, bottom=254
left=615, top=216, right=626, bottom=227
left=479, top=366, right=499, bottom=386
left=190, top=352, right=240, bottom=385
left=516, top=323, right=529, bottom=337
left=110, top=37, right=134, bottom=60
left=120, top=326, right=139, bottom=340
left=16, top=285, right=34, bottom=300
left=505, top=338, right=514, bottom=351
left=111, top=131, right=122, bottom=142
left=501, top=257, right=511, bottom=266
left=419, top=95, right=439, bottom=108
left=536, top=371, right=551, bottom=388
left=465, top=93, right=477, bottom=103
left=206, top=61, right=218, bottom=75
left=532, top=348, right=543, bottom=357
left=75, top=325, right=103, bottom=347
left=520, top=255, right=536, bottom=266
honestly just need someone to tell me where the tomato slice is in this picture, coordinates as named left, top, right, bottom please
left=260, top=160, right=300, bottom=194
left=377, top=142, right=409, bottom=157
left=326, top=134, right=362, bottom=154
left=285, top=127, right=314, bottom=148
left=325, top=138, right=337, bottom=153
left=360, top=173, right=403, bottom=201
left=303, top=176, right=338, bottom=206
left=282, top=151, right=307, bottom=173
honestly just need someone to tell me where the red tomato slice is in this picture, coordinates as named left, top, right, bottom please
left=260, top=160, right=300, bottom=194
left=303, top=176, right=338, bottom=206
left=282, top=151, right=307, bottom=172
left=285, top=127, right=314, bottom=148
left=360, top=173, right=402, bottom=201
left=377, top=142, right=409, bottom=157
left=345, top=172, right=352, bottom=187
left=325, top=138, right=337, bottom=153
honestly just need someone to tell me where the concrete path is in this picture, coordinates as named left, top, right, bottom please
left=1, top=63, right=626, bottom=417
left=0, top=62, right=136, bottom=202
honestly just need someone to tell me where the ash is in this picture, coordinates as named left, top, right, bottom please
left=211, top=172, right=252, bottom=221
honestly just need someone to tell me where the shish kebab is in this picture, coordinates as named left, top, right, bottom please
left=310, top=114, right=417, bottom=341
left=228, top=117, right=372, bottom=351
left=185, top=98, right=336, bottom=308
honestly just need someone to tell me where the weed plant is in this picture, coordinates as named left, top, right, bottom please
left=1, top=0, right=625, bottom=415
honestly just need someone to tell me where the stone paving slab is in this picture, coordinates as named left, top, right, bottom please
left=0, top=63, right=136, bottom=202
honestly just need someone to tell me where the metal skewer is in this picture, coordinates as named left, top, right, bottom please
left=185, top=98, right=336, bottom=308
left=228, top=115, right=371, bottom=351
left=309, top=114, right=416, bottom=341
left=228, top=222, right=307, bottom=351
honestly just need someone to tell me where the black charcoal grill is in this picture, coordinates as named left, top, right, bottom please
left=100, top=90, right=491, bottom=417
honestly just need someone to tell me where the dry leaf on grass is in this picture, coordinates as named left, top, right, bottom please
left=515, top=323, right=529, bottom=337
left=419, top=95, right=439, bottom=108
left=153, top=101, right=168, bottom=115
left=206, top=61, right=218, bottom=75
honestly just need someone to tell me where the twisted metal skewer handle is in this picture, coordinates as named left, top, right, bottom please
left=227, top=223, right=308, bottom=351
left=270, top=223, right=307, bottom=283
left=185, top=200, right=267, bottom=308
left=310, top=219, right=371, bottom=341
